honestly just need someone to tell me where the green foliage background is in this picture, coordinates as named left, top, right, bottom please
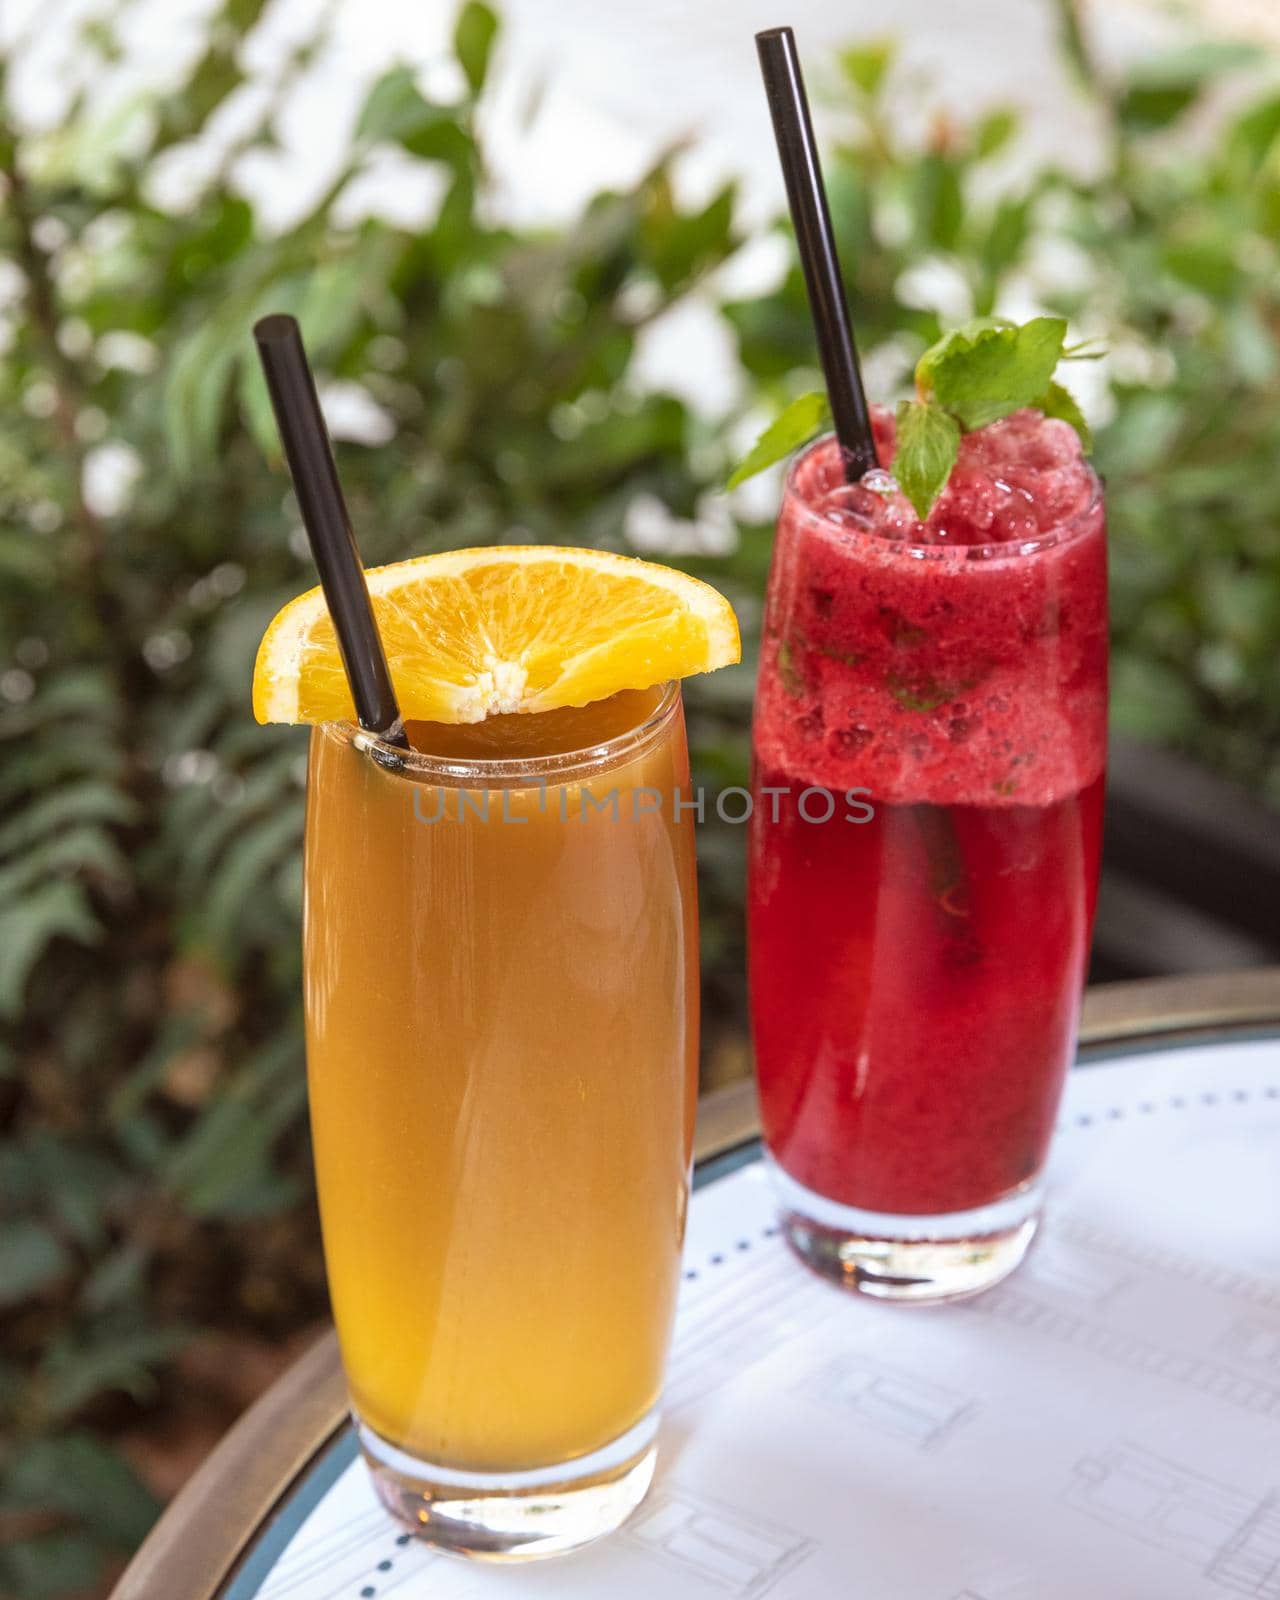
left=0, top=0, right=1276, bottom=1591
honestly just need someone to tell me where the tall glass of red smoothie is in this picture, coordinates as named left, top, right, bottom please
left=748, top=405, right=1107, bottom=1300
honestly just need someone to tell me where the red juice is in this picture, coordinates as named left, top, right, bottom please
left=748, top=408, right=1107, bottom=1296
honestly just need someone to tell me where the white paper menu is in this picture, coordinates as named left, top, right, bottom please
left=247, top=1037, right=1280, bottom=1600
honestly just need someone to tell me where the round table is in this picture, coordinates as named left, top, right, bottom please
left=110, top=969, right=1280, bottom=1600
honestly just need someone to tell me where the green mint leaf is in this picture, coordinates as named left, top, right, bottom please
left=887, top=672, right=956, bottom=713
left=726, top=391, right=831, bottom=490
left=914, top=317, right=1011, bottom=386
left=777, top=636, right=805, bottom=696
left=1034, top=381, right=1093, bottom=454
left=894, top=400, right=960, bottom=520
left=916, top=315, right=1068, bottom=430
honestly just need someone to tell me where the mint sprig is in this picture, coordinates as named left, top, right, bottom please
left=725, top=314, right=1095, bottom=520
left=894, top=400, right=960, bottom=520
left=915, top=315, right=1067, bottom=429
left=726, top=391, right=830, bottom=489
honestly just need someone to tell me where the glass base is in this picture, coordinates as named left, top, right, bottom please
left=355, top=1407, right=659, bottom=1562
left=767, top=1157, right=1041, bottom=1302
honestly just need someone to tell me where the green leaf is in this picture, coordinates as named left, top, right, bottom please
left=42, top=1328, right=189, bottom=1420
left=911, top=153, right=964, bottom=253
left=175, top=746, right=299, bottom=896
left=1224, top=301, right=1280, bottom=388
left=893, top=400, right=961, bottom=520
left=838, top=40, right=896, bottom=98
left=1051, top=0, right=1096, bottom=92
left=1132, top=40, right=1262, bottom=89
left=0, top=780, right=138, bottom=856
left=917, top=315, right=1068, bottom=430
left=22, top=1137, right=120, bottom=1252
left=0, top=1221, right=71, bottom=1307
left=0, top=742, right=126, bottom=808
left=168, top=1096, right=304, bottom=1217
left=1119, top=41, right=1261, bottom=132
left=195, top=801, right=304, bottom=955
left=0, top=826, right=129, bottom=907
left=978, top=196, right=1033, bottom=287
left=224, top=0, right=272, bottom=28
left=975, top=108, right=1018, bottom=160
left=82, top=1243, right=149, bottom=1313
left=0, top=1531, right=103, bottom=1600
left=401, top=114, right=472, bottom=168
left=1118, top=82, right=1199, bottom=132
left=1162, top=234, right=1238, bottom=297
left=238, top=355, right=280, bottom=461
left=454, top=1, right=499, bottom=97
left=355, top=66, right=468, bottom=163
left=5, top=1434, right=160, bottom=1548
left=356, top=65, right=430, bottom=143
left=726, top=392, right=830, bottom=490
left=1034, top=381, right=1092, bottom=453
left=0, top=670, right=117, bottom=731
left=0, top=882, right=102, bottom=1019
left=163, top=1036, right=306, bottom=1219
left=163, top=320, right=241, bottom=480
left=913, top=315, right=1007, bottom=380
left=641, top=177, right=738, bottom=294
left=1230, top=93, right=1280, bottom=173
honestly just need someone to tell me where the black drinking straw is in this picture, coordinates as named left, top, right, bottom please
left=253, top=314, right=408, bottom=749
left=755, top=26, right=878, bottom=481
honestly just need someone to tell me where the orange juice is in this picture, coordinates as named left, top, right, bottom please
left=303, top=684, right=698, bottom=1481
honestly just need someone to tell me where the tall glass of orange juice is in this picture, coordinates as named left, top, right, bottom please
left=303, top=683, right=698, bottom=1559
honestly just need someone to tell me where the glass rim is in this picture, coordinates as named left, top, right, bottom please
left=784, top=429, right=1104, bottom=562
left=316, top=679, right=682, bottom=786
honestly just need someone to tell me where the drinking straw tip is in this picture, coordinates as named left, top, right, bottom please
left=253, top=312, right=300, bottom=346
left=753, top=20, right=877, bottom=480
left=252, top=314, right=407, bottom=746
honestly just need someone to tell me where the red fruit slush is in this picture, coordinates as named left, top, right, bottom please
left=749, top=407, right=1107, bottom=1218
